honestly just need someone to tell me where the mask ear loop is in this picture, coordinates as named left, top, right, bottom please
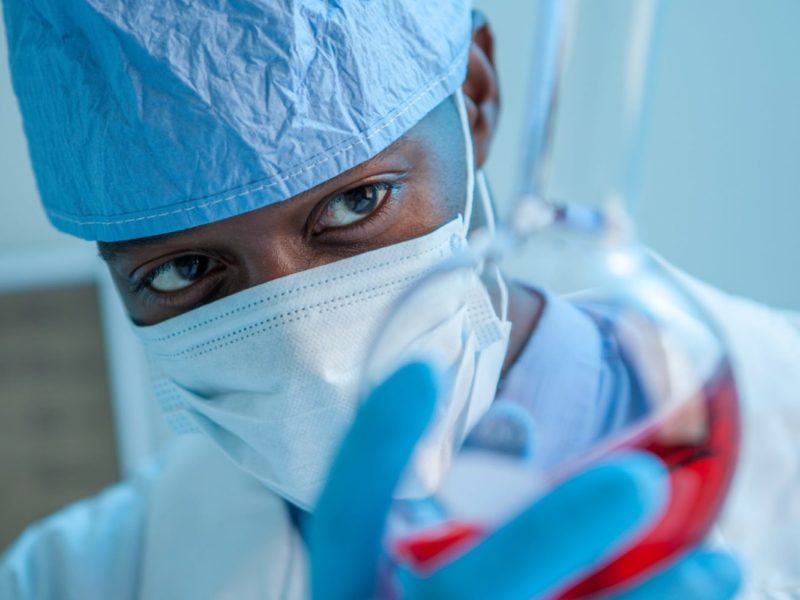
left=453, top=89, right=475, bottom=235
left=476, top=172, right=509, bottom=322
left=454, top=89, right=509, bottom=323
left=475, top=170, right=497, bottom=233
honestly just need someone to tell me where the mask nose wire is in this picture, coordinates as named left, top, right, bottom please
left=454, top=88, right=475, bottom=235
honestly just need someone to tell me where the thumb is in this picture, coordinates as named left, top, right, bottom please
left=310, top=361, right=439, bottom=600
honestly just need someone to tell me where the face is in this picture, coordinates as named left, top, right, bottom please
left=101, top=98, right=468, bottom=326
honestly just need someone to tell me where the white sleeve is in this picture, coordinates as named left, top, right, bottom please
left=0, top=465, right=157, bottom=600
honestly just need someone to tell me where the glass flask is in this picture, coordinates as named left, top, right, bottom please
left=362, top=0, right=741, bottom=597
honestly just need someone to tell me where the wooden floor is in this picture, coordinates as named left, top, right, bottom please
left=0, top=284, right=119, bottom=551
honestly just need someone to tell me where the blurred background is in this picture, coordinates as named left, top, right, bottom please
left=1, top=0, right=799, bottom=550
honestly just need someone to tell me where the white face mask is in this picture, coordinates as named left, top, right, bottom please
left=133, top=91, right=511, bottom=510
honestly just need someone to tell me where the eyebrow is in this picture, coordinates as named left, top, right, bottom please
left=97, top=233, right=175, bottom=262
left=97, top=241, right=125, bottom=262
left=96, top=132, right=419, bottom=263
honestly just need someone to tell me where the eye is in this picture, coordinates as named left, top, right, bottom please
left=315, top=183, right=393, bottom=232
left=145, top=255, right=219, bottom=292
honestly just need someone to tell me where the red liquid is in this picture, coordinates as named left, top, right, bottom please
left=393, top=522, right=486, bottom=567
left=393, top=364, right=740, bottom=598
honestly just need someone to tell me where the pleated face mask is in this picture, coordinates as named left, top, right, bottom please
left=133, top=93, right=511, bottom=510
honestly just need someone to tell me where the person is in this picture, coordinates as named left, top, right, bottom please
left=1, top=1, right=798, bottom=598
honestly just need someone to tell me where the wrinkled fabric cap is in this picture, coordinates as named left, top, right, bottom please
left=3, top=1, right=471, bottom=241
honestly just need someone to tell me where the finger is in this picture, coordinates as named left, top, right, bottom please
left=611, top=549, right=741, bottom=600
left=309, top=361, right=439, bottom=600
left=404, top=452, right=668, bottom=600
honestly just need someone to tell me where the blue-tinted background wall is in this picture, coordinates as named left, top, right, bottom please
left=476, top=0, right=800, bottom=309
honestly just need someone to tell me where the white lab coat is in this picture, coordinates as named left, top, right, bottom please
left=1, top=276, right=798, bottom=599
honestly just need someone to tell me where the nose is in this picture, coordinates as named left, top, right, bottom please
left=240, top=235, right=312, bottom=288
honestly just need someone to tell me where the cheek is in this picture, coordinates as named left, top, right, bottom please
left=414, top=156, right=468, bottom=230
left=417, top=174, right=467, bottom=232
left=415, top=105, right=470, bottom=221
left=110, top=277, right=151, bottom=325
left=400, top=153, right=467, bottom=237
left=398, top=185, right=459, bottom=240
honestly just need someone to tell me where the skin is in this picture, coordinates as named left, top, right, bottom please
left=100, top=19, right=543, bottom=374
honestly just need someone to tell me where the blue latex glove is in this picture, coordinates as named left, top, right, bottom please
left=309, top=362, right=742, bottom=600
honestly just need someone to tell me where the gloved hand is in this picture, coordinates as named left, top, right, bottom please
left=309, top=362, right=742, bottom=600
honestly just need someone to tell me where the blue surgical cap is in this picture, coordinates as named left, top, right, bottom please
left=3, top=1, right=472, bottom=241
